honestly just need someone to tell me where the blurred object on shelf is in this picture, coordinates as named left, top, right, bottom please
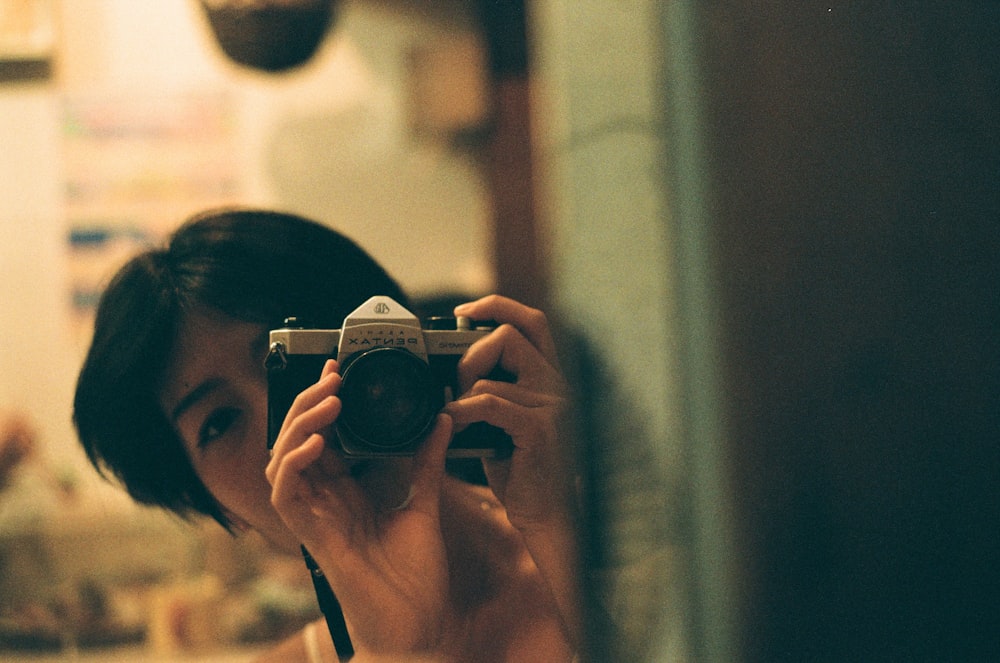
left=147, top=575, right=224, bottom=656
left=0, top=410, right=77, bottom=502
left=0, top=577, right=145, bottom=654
left=0, top=411, right=35, bottom=493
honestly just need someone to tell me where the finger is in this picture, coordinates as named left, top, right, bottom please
left=445, top=383, right=558, bottom=439
left=269, top=433, right=325, bottom=485
left=267, top=431, right=345, bottom=492
left=269, top=440, right=364, bottom=541
left=457, top=324, right=561, bottom=393
left=457, top=377, right=560, bottom=409
left=454, top=295, right=559, bottom=367
left=267, top=395, right=341, bottom=482
left=480, top=457, right=510, bottom=501
left=406, top=414, right=452, bottom=514
left=444, top=394, right=559, bottom=451
left=270, top=392, right=340, bottom=461
left=268, top=435, right=326, bottom=520
left=320, top=358, right=339, bottom=378
left=275, top=361, right=341, bottom=441
left=288, top=360, right=340, bottom=417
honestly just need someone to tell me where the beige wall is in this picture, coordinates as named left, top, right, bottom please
left=0, top=2, right=502, bottom=655
left=0, top=0, right=492, bottom=518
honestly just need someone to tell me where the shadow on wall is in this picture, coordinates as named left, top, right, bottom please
left=563, top=330, right=690, bottom=663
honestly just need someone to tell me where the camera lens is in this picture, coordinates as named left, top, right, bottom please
left=338, top=348, right=441, bottom=452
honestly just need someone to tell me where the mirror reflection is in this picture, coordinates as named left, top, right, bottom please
left=1, top=1, right=685, bottom=662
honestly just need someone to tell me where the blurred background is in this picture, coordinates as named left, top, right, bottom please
left=1, top=1, right=998, bottom=662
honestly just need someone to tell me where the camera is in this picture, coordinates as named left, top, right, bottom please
left=265, top=295, right=513, bottom=458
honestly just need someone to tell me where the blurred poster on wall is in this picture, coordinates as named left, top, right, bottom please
left=0, top=0, right=55, bottom=82
left=61, top=91, right=241, bottom=344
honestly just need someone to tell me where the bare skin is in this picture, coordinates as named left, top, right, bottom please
left=160, top=296, right=579, bottom=662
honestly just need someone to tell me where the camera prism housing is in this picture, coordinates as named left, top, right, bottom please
left=266, top=295, right=513, bottom=458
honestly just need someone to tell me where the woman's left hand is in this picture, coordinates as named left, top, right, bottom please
left=445, top=295, right=574, bottom=535
left=445, top=295, right=580, bottom=646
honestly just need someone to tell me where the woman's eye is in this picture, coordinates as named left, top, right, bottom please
left=198, top=407, right=241, bottom=448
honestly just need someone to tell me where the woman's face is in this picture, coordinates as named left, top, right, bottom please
left=157, top=308, right=299, bottom=553
left=157, top=306, right=417, bottom=553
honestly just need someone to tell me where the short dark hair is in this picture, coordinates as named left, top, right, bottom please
left=73, top=208, right=407, bottom=528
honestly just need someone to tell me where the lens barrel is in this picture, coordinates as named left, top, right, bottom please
left=337, top=347, right=442, bottom=453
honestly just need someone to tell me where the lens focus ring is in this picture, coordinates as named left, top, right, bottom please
left=337, top=347, right=441, bottom=453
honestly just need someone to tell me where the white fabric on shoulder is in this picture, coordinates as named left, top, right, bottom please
left=304, top=620, right=324, bottom=663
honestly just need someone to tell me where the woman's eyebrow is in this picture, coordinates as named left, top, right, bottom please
left=170, top=378, right=224, bottom=423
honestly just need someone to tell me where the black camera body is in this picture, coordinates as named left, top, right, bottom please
left=266, top=295, right=512, bottom=458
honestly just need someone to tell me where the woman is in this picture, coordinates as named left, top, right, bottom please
left=74, top=208, right=579, bottom=662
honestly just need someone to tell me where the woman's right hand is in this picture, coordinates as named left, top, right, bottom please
left=264, top=359, right=454, bottom=657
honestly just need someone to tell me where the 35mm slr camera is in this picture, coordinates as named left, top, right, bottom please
left=265, top=296, right=513, bottom=458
